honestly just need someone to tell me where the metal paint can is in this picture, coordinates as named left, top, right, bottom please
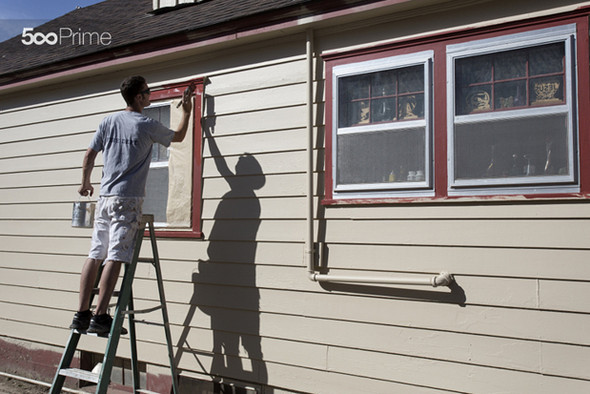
left=72, top=199, right=95, bottom=228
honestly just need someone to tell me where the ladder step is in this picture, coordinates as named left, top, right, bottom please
left=137, top=390, right=161, bottom=394
left=58, top=368, right=99, bottom=383
left=137, top=257, right=155, bottom=264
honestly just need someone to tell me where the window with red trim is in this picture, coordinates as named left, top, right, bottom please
left=143, top=79, right=203, bottom=238
left=324, top=18, right=589, bottom=203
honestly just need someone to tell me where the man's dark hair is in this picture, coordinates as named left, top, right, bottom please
left=120, top=76, right=146, bottom=106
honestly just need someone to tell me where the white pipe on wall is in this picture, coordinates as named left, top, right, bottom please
left=304, top=30, right=453, bottom=289
left=311, top=272, right=454, bottom=287
left=305, top=29, right=316, bottom=278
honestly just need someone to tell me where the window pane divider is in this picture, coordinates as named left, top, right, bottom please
left=337, top=119, right=426, bottom=135
left=453, top=105, right=568, bottom=125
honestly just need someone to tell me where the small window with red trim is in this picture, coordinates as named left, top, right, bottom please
left=143, top=79, right=203, bottom=237
left=331, top=51, right=434, bottom=199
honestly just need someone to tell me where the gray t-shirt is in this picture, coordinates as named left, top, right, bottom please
left=90, top=110, right=175, bottom=197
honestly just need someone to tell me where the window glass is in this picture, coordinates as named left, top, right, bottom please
left=338, top=65, right=425, bottom=127
left=454, top=113, right=569, bottom=180
left=337, top=126, right=426, bottom=185
left=143, top=105, right=171, bottom=224
left=455, top=43, right=565, bottom=115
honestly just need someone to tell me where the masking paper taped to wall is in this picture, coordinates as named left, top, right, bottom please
left=166, top=98, right=193, bottom=227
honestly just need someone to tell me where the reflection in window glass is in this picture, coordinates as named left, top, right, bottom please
left=339, top=65, right=425, bottom=127
left=337, top=127, right=426, bottom=185
left=454, top=113, right=569, bottom=180
left=455, top=43, right=565, bottom=115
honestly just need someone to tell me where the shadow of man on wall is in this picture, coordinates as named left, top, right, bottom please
left=175, top=94, right=268, bottom=390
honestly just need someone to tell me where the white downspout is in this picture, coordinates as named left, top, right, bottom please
left=304, top=30, right=453, bottom=288
left=305, top=29, right=316, bottom=281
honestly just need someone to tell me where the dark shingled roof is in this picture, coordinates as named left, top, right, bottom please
left=0, top=0, right=378, bottom=84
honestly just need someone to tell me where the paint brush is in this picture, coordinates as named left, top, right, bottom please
left=176, top=81, right=196, bottom=108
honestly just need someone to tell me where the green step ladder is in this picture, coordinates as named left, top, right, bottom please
left=50, top=214, right=179, bottom=394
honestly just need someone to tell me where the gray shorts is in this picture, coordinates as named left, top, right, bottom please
left=88, top=196, right=143, bottom=263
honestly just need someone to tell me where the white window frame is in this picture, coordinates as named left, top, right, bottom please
left=446, top=24, right=579, bottom=196
left=144, top=100, right=173, bottom=227
left=332, top=50, right=434, bottom=199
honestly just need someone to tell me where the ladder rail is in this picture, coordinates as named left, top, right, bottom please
left=95, top=217, right=146, bottom=394
left=147, top=219, right=180, bottom=394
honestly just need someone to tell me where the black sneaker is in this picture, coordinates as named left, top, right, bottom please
left=87, top=314, right=128, bottom=336
left=69, top=310, right=92, bottom=331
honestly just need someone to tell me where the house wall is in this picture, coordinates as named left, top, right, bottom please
left=1, top=0, right=590, bottom=393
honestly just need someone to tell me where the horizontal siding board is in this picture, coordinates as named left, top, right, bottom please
left=0, top=186, right=89, bottom=204
left=202, top=150, right=308, bottom=178
left=0, top=133, right=91, bottom=159
left=261, top=361, right=450, bottom=394
left=324, top=243, right=590, bottom=281
left=0, top=113, right=105, bottom=144
left=539, top=280, right=590, bottom=313
left=156, top=240, right=301, bottom=266
left=541, top=342, right=590, bottom=380
left=0, top=151, right=90, bottom=174
left=3, top=217, right=590, bottom=249
left=0, top=169, right=100, bottom=190
left=201, top=196, right=306, bottom=219
left=0, top=203, right=73, bottom=220
left=202, top=219, right=305, bottom=243
left=206, top=106, right=307, bottom=137
left=323, top=218, right=590, bottom=249
left=0, top=235, right=92, bottom=256
left=0, top=286, right=75, bottom=311
left=324, top=202, right=590, bottom=220
left=0, top=219, right=305, bottom=242
left=327, top=346, right=589, bottom=394
left=202, top=173, right=308, bottom=198
left=208, top=84, right=305, bottom=117
left=205, top=58, right=306, bottom=97
left=0, top=267, right=79, bottom=292
left=0, top=251, right=83, bottom=272
left=0, top=93, right=122, bottom=129
left=203, top=128, right=307, bottom=158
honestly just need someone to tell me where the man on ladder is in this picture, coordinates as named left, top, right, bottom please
left=70, top=75, right=193, bottom=335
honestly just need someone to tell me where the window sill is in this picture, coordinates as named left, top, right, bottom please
left=322, top=192, right=590, bottom=206
left=148, top=229, right=204, bottom=239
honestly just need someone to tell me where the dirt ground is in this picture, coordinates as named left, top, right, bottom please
left=0, top=375, right=50, bottom=394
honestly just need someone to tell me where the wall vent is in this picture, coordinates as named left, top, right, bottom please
left=153, top=0, right=204, bottom=12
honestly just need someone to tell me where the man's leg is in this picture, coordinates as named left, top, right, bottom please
left=87, top=259, right=129, bottom=335
left=70, top=257, right=103, bottom=330
left=77, top=258, right=103, bottom=312
left=95, top=260, right=123, bottom=315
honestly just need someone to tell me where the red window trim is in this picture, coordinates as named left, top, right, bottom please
left=148, top=78, right=204, bottom=238
left=323, top=12, right=590, bottom=206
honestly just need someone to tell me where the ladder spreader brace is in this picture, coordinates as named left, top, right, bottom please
left=50, top=214, right=179, bottom=394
